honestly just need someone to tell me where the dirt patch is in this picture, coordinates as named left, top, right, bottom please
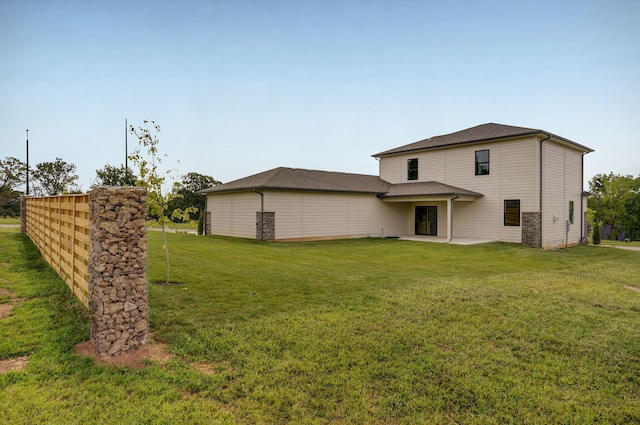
left=624, top=286, right=640, bottom=292
left=74, top=340, right=173, bottom=368
left=192, top=362, right=220, bottom=375
left=0, top=289, right=23, bottom=320
left=0, top=356, right=29, bottom=373
left=0, top=288, right=13, bottom=296
left=153, top=281, right=184, bottom=286
left=0, top=304, right=15, bottom=320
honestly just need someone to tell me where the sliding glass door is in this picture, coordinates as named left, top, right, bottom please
left=415, top=206, right=437, bottom=236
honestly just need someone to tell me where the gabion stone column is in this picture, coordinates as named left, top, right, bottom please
left=89, top=187, right=148, bottom=356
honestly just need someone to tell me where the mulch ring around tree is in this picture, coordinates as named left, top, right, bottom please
left=152, top=281, right=184, bottom=286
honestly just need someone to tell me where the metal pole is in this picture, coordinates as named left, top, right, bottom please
left=26, top=129, right=29, bottom=195
left=125, top=118, right=128, bottom=170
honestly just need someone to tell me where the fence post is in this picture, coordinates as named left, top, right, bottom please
left=88, top=187, right=148, bottom=356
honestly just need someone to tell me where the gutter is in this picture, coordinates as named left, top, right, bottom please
left=539, top=133, right=551, bottom=248
left=254, top=188, right=264, bottom=241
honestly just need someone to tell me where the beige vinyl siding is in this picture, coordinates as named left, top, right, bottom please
left=207, top=192, right=260, bottom=239
left=379, top=150, right=448, bottom=184
left=266, top=191, right=406, bottom=240
left=379, top=155, right=405, bottom=183
left=541, top=141, right=584, bottom=248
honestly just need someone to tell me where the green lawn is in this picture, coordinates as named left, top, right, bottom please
left=1, top=228, right=639, bottom=424
left=0, top=217, right=19, bottom=225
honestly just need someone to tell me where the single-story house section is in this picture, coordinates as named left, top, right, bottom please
left=200, top=123, right=594, bottom=248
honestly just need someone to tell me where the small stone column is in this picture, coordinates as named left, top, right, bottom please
left=522, top=212, right=542, bottom=249
left=256, top=211, right=275, bottom=241
left=88, top=187, right=148, bottom=356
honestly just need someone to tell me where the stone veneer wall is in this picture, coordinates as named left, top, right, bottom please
left=88, top=187, right=148, bottom=356
left=256, top=211, right=275, bottom=241
left=522, top=212, right=542, bottom=249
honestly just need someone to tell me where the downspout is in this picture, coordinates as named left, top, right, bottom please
left=448, top=194, right=459, bottom=242
left=204, top=194, right=208, bottom=235
left=254, top=188, right=264, bottom=241
left=580, top=153, right=585, bottom=244
left=539, top=134, right=551, bottom=248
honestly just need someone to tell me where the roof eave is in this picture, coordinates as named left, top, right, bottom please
left=372, top=130, right=593, bottom=157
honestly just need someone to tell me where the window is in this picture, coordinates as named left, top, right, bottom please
left=569, top=201, right=574, bottom=224
left=407, top=158, right=418, bottom=181
left=475, top=149, right=490, bottom=175
left=504, top=200, right=520, bottom=226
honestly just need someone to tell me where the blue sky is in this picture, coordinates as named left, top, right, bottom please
left=1, top=0, right=638, bottom=190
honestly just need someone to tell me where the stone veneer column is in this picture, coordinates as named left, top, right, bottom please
left=522, top=212, right=542, bottom=249
left=256, top=211, right=275, bottom=241
left=89, top=187, right=148, bottom=356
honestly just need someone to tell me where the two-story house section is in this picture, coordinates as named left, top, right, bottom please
left=200, top=123, right=593, bottom=249
left=372, top=123, right=593, bottom=248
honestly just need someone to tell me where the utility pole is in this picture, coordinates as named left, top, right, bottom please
left=125, top=118, right=128, bottom=170
left=26, top=129, right=29, bottom=195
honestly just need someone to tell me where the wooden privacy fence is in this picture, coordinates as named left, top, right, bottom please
left=22, top=194, right=90, bottom=306
left=21, top=187, right=149, bottom=357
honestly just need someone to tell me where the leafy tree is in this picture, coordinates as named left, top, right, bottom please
left=622, top=178, right=640, bottom=240
left=197, top=209, right=205, bottom=235
left=128, top=120, right=174, bottom=284
left=592, top=222, right=601, bottom=245
left=0, top=157, right=27, bottom=192
left=95, top=164, right=137, bottom=187
left=0, top=157, right=27, bottom=217
left=31, top=157, right=79, bottom=195
left=167, top=172, right=220, bottom=221
left=588, top=172, right=640, bottom=240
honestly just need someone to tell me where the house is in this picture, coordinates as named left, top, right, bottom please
left=200, top=123, right=593, bottom=248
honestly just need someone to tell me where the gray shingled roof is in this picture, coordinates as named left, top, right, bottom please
left=199, top=167, right=483, bottom=198
left=372, top=123, right=593, bottom=157
left=199, top=167, right=391, bottom=194
left=380, top=182, right=483, bottom=198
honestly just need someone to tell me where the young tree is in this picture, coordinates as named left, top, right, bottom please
left=128, top=120, right=173, bottom=284
left=31, top=157, right=79, bottom=195
left=95, top=164, right=137, bottom=187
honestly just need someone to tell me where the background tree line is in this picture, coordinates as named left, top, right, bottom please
left=588, top=172, right=640, bottom=242
left=0, top=155, right=220, bottom=224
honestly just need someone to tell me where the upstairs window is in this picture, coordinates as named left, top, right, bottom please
left=504, top=200, right=521, bottom=226
left=475, top=149, right=490, bottom=175
left=407, top=158, right=418, bottom=181
left=569, top=201, right=574, bottom=224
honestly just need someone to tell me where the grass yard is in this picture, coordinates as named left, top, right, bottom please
left=1, top=228, right=639, bottom=424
